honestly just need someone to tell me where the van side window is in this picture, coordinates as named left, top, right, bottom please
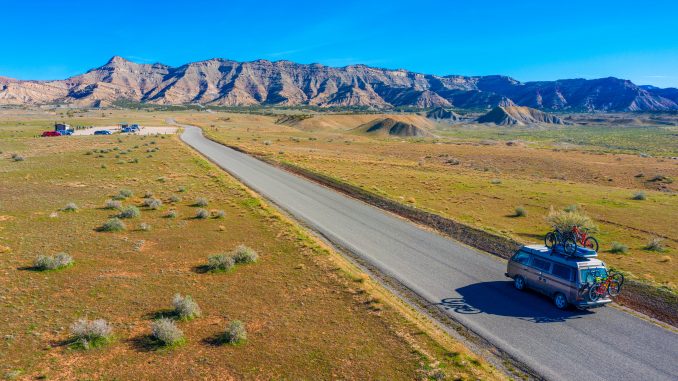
left=531, top=257, right=552, bottom=272
left=551, top=263, right=572, bottom=281
left=511, top=251, right=530, bottom=265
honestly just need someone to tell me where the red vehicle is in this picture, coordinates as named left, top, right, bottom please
left=42, top=131, right=62, bottom=137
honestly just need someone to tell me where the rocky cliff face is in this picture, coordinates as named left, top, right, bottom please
left=1, top=56, right=677, bottom=111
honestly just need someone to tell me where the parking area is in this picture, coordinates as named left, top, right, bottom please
left=73, top=126, right=178, bottom=136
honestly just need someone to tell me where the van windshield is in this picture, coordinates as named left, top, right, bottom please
left=580, top=267, right=607, bottom=284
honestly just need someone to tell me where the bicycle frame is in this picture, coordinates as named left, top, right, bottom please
left=572, top=226, right=588, bottom=244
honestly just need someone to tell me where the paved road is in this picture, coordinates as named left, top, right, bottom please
left=180, top=125, right=677, bottom=381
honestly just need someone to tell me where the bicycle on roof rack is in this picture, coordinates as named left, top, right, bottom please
left=571, top=225, right=599, bottom=252
left=544, top=229, right=578, bottom=255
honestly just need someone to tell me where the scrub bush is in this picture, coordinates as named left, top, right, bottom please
left=70, top=319, right=113, bottom=349
left=119, top=206, right=140, bottom=219
left=207, top=254, right=235, bottom=272
left=151, top=318, right=184, bottom=346
left=34, top=253, right=73, bottom=270
left=100, top=218, right=126, bottom=232
left=232, top=245, right=258, bottom=264
left=172, top=294, right=201, bottom=320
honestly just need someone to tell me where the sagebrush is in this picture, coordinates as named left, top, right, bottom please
left=172, top=294, right=201, bottom=320
left=546, top=207, right=597, bottom=232
left=70, top=318, right=113, bottom=349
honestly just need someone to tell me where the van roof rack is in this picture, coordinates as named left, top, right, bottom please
left=523, top=244, right=598, bottom=259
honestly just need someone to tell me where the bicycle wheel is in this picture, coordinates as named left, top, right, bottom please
left=588, top=283, right=602, bottom=301
left=608, top=272, right=624, bottom=296
left=583, top=236, right=599, bottom=252
left=545, top=232, right=557, bottom=249
left=562, top=234, right=577, bottom=256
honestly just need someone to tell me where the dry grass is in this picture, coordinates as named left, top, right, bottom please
left=0, top=113, right=499, bottom=380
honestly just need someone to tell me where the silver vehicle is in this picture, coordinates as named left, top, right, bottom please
left=505, top=245, right=612, bottom=309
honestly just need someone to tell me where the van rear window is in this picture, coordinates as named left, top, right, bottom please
left=580, top=267, right=607, bottom=284
left=551, top=263, right=572, bottom=281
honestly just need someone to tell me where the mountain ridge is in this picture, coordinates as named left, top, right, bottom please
left=1, top=56, right=677, bottom=111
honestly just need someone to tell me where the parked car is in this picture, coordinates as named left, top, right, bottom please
left=505, top=245, right=612, bottom=310
left=54, top=123, right=74, bottom=135
left=42, top=131, right=62, bottom=137
left=94, top=130, right=112, bottom=135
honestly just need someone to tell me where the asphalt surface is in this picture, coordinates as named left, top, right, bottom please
left=181, top=125, right=677, bottom=381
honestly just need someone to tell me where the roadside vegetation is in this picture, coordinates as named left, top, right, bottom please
left=0, top=112, right=499, bottom=380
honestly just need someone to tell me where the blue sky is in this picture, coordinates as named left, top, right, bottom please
left=2, top=0, right=678, bottom=87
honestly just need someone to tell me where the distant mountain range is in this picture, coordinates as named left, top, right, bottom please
left=1, top=56, right=677, bottom=111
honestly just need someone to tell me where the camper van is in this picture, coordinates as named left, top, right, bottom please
left=506, top=245, right=612, bottom=310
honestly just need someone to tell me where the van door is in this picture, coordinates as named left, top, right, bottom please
left=527, top=256, right=552, bottom=294
left=545, top=263, right=576, bottom=300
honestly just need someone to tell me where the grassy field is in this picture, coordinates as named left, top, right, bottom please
left=0, top=113, right=500, bottom=380
left=437, top=123, right=678, bottom=157
left=169, top=111, right=677, bottom=292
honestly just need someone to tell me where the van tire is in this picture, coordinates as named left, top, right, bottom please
left=554, top=293, right=568, bottom=310
left=514, top=276, right=526, bottom=291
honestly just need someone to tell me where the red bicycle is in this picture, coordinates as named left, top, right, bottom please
left=571, top=226, right=598, bottom=252
left=586, top=270, right=624, bottom=301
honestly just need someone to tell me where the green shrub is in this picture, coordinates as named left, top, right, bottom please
left=194, top=197, right=209, bottom=207
left=195, top=209, right=209, bottom=219
left=113, top=189, right=134, bottom=200
left=223, top=320, right=247, bottom=344
left=105, top=199, right=122, bottom=210
left=546, top=207, right=597, bottom=232
left=70, top=319, right=113, bottom=349
left=34, top=253, right=74, bottom=271
left=609, top=242, right=628, bottom=254
left=644, top=237, right=665, bottom=252
left=139, top=222, right=151, bottom=231
left=490, top=178, right=501, bottom=185
left=100, top=218, right=126, bottom=232
left=151, top=318, right=184, bottom=347
left=144, top=190, right=154, bottom=198
left=213, top=210, right=226, bottom=219
left=514, top=206, right=527, bottom=217
left=563, top=204, right=578, bottom=212
left=232, top=245, right=258, bottom=264
left=207, top=254, right=235, bottom=272
left=165, top=210, right=178, bottom=219
left=169, top=195, right=181, bottom=203
left=63, top=202, right=78, bottom=212
left=632, top=191, right=646, bottom=200
left=172, top=294, right=201, bottom=320
left=143, top=198, right=162, bottom=210
left=119, top=206, right=141, bottom=219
